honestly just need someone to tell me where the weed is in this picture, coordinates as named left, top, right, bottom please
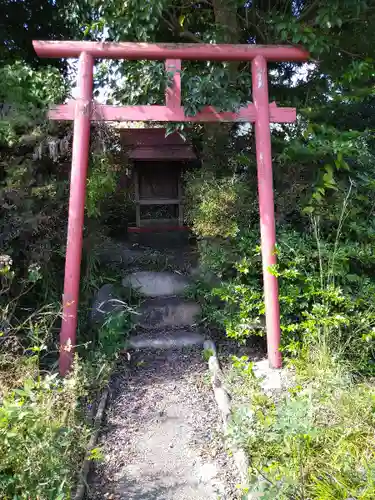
left=202, top=347, right=215, bottom=361
left=225, top=350, right=375, bottom=500
left=0, top=369, right=88, bottom=499
left=88, top=447, right=104, bottom=462
left=0, top=262, right=134, bottom=498
left=202, top=371, right=212, bottom=386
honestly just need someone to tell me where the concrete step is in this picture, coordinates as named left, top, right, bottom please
left=135, top=296, right=201, bottom=329
left=94, top=239, right=197, bottom=274
left=128, top=229, right=190, bottom=248
left=128, top=329, right=205, bottom=350
left=123, top=271, right=190, bottom=298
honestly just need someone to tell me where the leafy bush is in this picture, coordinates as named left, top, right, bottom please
left=86, top=152, right=120, bottom=219
left=185, top=169, right=256, bottom=238
left=0, top=301, right=86, bottom=499
left=197, top=222, right=375, bottom=374
left=0, top=62, right=67, bottom=146
left=81, top=308, right=135, bottom=390
left=0, top=64, right=71, bottom=308
left=0, top=317, right=132, bottom=499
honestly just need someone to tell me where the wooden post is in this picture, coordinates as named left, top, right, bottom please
left=177, top=171, right=183, bottom=227
left=134, top=168, right=141, bottom=227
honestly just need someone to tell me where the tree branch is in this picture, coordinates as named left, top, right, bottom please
left=179, top=30, right=204, bottom=43
left=237, top=12, right=266, bottom=43
left=161, top=9, right=204, bottom=43
left=161, top=13, right=177, bottom=33
left=299, top=0, right=320, bottom=22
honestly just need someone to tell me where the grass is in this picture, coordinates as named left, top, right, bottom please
left=0, top=360, right=88, bottom=499
left=0, top=304, right=133, bottom=499
left=225, top=347, right=375, bottom=500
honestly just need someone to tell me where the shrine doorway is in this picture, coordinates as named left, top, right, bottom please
left=134, top=161, right=183, bottom=228
left=120, top=128, right=196, bottom=233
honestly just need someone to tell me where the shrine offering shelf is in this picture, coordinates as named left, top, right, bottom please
left=138, top=198, right=180, bottom=205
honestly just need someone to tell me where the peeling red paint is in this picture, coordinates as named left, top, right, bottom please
left=252, top=55, right=282, bottom=369
left=59, top=52, right=93, bottom=376
left=49, top=102, right=296, bottom=123
left=33, top=40, right=309, bottom=62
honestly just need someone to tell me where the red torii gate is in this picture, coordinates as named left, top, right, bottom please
left=33, top=41, right=309, bottom=375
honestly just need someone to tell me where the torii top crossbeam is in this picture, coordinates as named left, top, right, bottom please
left=33, top=40, right=309, bottom=376
left=33, top=40, right=308, bottom=62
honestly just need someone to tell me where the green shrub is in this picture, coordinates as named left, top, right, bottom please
left=86, top=152, right=119, bottom=219
left=81, top=308, right=135, bottom=390
left=197, top=225, right=375, bottom=373
left=0, top=267, right=134, bottom=498
left=184, top=170, right=256, bottom=238
left=0, top=370, right=88, bottom=500
left=0, top=304, right=88, bottom=499
left=0, top=62, right=67, bottom=146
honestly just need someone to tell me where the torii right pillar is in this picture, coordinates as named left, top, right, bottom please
left=252, top=55, right=281, bottom=368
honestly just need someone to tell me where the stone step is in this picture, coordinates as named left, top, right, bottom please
left=135, top=296, right=201, bottom=329
left=128, top=329, right=205, bottom=350
left=128, top=229, right=190, bottom=248
left=95, top=239, right=197, bottom=273
left=90, top=284, right=201, bottom=329
left=122, top=271, right=190, bottom=298
left=91, top=284, right=122, bottom=326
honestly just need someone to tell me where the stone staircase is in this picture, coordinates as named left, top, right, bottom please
left=125, top=270, right=205, bottom=348
left=92, top=253, right=206, bottom=349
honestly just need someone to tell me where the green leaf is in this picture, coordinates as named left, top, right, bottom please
left=302, top=206, right=315, bottom=214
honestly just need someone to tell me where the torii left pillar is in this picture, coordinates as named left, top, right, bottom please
left=60, top=52, right=93, bottom=375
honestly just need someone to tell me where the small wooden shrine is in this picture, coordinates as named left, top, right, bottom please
left=120, top=128, right=196, bottom=232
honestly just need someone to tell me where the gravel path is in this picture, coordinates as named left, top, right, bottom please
left=88, top=346, right=239, bottom=500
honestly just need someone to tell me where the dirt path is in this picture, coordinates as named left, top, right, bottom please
left=88, top=346, right=239, bottom=500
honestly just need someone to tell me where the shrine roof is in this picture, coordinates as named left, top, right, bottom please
left=120, top=128, right=196, bottom=160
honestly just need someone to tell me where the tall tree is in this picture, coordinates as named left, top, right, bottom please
left=62, top=1, right=375, bottom=228
left=72, top=1, right=374, bottom=108
left=0, top=0, right=76, bottom=68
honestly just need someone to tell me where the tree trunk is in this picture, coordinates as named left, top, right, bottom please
left=202, top=0, right=241, bottom=173
left=212, top=0, right=239, bottom=44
